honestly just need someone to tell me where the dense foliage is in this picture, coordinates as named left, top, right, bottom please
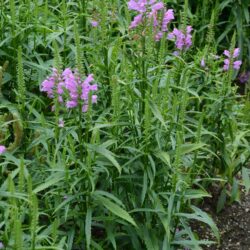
left=0, top=0, right=250, bottom=249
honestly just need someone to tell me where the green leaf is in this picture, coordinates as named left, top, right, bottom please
left=184, top=189, right=211, bottom=200
left=149, top=101, right=167, bottom=129
left=242, top=167, right=250, bottom=194
left=217, top=187, right=227, bottom=213
left=91, top=145, right=121, bottom=174
left=179, top=143, right=206, bottom=155
left=33, top=175, right=63, bottom=193
left=154, top=151, right=171, bottom=167
left=141, top=171, right=147, bottom=205
left=93, top=193, right=137, bottom=227
left=142, top=227, right=159, bottom=250
left=176, top=206, right=220, bottom=242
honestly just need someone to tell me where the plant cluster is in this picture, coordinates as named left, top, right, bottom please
left=0, top=0, right=250, bottom=250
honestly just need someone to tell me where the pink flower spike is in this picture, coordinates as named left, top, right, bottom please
left=0, top=145, right=6, bottom=155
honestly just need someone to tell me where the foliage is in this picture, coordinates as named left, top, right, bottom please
left=0, top=0, right=250, bottom=249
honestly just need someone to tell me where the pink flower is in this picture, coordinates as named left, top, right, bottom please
left=91, top=20, right=99, bottom=27
left=155, top=31, right=163, bottom=41
left=233, top=48, right=240, bottom=58
left=130, top=14, right=143, bottom=29
left=161, top=9, right=174, bottom=32
left=58, top=118, right=64, bottom=128
left=128, top=0, right=147, bottom=12
left=151, top=2, right=164, bottom=12
left=0, top=145, right=6, bottom=155
left=66, top=100, right=78, bottom=108
left=168, top=26, right=192, bottom=50
left=200, top=58, right=205, bottom=68
left=223, top=48, right=240, bottom=58
left=92, top=95, right=98, bottom=103
left=223, top=59, right=230, bottom=71
left=233, top=60, right=242, bottom=70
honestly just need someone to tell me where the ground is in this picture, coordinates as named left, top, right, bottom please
left=194, top=191, right=250, bottom=250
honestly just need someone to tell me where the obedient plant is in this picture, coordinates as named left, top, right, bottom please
left=168, top=26, right=193, bottom=51
left=0, top=1, right=250, bottom=250
left=41, top=68, right=98, bottom=112
left=128, top=0, right=174, bottom=41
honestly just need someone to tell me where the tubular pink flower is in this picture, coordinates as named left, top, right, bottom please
left=223, top=50, right=230, bottom=57
left=84, top=74, right=94, bottom=85
left=58, top=118, right=64, bottom=128
left=200, top=58, right=205, bottom=68
left=155, top=31, right=163, bottom=41
left=151, top=2, right=164, bottom=12
left=233, top=60, right=242, bottom=70
left=128, top=0, right=147, bottom=12
left=223, top=59, right=230, bottom=71
left=130, top=14, right=143, bottom=29
left=233, top=48, right=240, bottom=58
left=0, top=145, right=6, bottom=155
left=91, top=20, right=99, bottom=27
left=66, top=100, right=78, bottom=108
left=161, top=9, right=174, bottom=32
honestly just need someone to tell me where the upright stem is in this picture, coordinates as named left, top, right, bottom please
left=78, top=104, right=84, bottom=162
left=141, top=35, right=146, bottom=121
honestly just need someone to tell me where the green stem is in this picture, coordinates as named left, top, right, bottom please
left=79, top=107, right=84, bottom=161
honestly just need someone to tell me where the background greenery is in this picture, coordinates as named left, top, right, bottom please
left=0, top=0, right=250, bottom=249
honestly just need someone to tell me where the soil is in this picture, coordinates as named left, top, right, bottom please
left=193, top=191, right=250, bottom=250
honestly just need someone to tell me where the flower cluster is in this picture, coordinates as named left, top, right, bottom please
left=128, top=0, right=174, bottom=41
left=41, top=68, right=98, bottom=112
left=223, top=48, right=242, bottom=71
left=168, top=26, right=192, bottom=51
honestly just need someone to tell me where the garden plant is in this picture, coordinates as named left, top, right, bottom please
left=0, top=0, right=250, bottom=249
